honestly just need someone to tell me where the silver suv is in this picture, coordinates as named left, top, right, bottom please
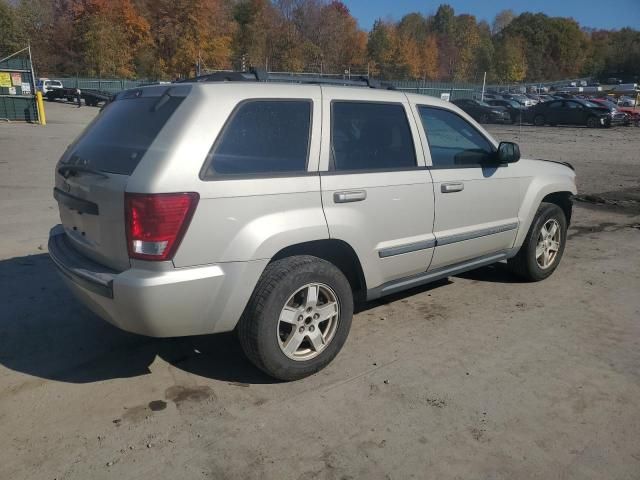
left=49, top=74, right=577, bottom=380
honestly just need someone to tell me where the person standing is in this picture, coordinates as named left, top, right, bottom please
left=76, top=88, right=82, bottom=108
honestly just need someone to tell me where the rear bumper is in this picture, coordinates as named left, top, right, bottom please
left=48, top=225, right=267, bottom=337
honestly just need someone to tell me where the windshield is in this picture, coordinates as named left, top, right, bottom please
left=597, top=100, right=617, bottom=109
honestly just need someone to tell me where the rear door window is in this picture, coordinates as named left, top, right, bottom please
left=60, top=85, right=190, bottom=175
left=330, top=102, right=416, bottom=171
left=203, top=100, right=312, bottom=177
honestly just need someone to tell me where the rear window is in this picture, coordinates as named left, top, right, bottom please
left=60, top=85, right=190, bottom=175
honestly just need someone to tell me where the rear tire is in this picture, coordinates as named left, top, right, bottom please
left=533, top=114, right=545, bottom=126
left=508, top=202, right=567, bottom=282
left=238, top=255, right=353, bottom=381
left=479, top=113, right=489, bottom=124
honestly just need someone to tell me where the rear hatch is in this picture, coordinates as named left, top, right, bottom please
left=54, top=84, right=190, bottom=271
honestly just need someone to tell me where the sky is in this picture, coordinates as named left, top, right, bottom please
left=342, top=0, right=640, bottom=31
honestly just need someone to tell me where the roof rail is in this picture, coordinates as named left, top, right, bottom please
left=177, top=68, right=395, bottom=90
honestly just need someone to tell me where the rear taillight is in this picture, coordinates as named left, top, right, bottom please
left=125, top=192, right=199, bottom=261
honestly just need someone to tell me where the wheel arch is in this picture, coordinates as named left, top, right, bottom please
left=541, top=191, right=573, bottom=225
left=515, top=178, right=577, bottom=249
left=271, top=239, right=367, bottom=303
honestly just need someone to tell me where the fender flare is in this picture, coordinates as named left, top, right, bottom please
left=514, top=178, right=577, bottom=248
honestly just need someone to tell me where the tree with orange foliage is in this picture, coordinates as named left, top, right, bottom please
left=420, top=34, right=439, bottom=80
left=67, top=0, right=150, bottom=77
left=142, top=0, right=233, bottom=77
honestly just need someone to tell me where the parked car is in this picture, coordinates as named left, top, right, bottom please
left=587, top=98, right=631, bottom=126
left=528, top=98, right=612, bottom=127
left=589, top=97, right=619, bottom=109
left=617, top=95, right=638, bottom=107
left=501, top=93, right=534, bottom=107
left=48, top=75, right=577, bottom=380
left=524, top=94, right=540, bottom=105
left=486, top=98, right=526, bottom=123
left=592, top=97, right=640, bottom=124
left=36, top=78, right=63, bottom=97
left=452, top=98, right=511, bottom=123
left=481, top=93, right=503, bottom=101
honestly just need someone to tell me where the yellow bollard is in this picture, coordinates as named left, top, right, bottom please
left=36, top=91, right=46, bottom=125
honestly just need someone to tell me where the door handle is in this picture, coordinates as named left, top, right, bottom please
left=441, top=182, right=464, bottom=193
left=334, top=190, right=367, bottom=203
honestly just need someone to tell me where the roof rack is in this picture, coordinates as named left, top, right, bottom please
left=177, top=68, right=395, bottom=90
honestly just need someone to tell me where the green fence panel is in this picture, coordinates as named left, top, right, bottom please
left=53, top=77, right=154, bottom=94
left=0, top=53, right=37, bottom=122
left=47, top=75, right=486, bottom=99
left=389, top=80, right=480, bottom=100
left=0, top=96, right=37, bottom=122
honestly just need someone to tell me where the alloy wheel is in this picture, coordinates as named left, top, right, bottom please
left=536, top=219, right=561, bottom=269
left=277, top=283, right=340, bottom=361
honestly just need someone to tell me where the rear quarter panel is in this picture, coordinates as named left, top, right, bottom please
left=126, top=83, right=328, bottom=267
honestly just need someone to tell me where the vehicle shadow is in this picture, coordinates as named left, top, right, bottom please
left=355, top=278, right=451, bottom=314
left=1, top=253, right=521, bottom=385
left=455, top=262, right=523, bottom=283
left=0, top=253, right=277, bottom=385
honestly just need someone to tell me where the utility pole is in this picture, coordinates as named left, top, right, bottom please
left=481, top=71, right=486, bottom=101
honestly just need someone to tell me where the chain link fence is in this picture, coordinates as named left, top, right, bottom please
left=44, top=72, right=601, bottom=102
left=51, top=77, right=158, bottom=94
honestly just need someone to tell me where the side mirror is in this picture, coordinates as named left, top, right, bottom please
left=497, top=141, right=520, bottom=164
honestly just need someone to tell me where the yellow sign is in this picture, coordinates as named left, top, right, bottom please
left=0, top=72, right=11, bottom=88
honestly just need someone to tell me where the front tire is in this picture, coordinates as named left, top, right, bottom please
left=508, top=202, right=567, bottom=281
left=238, top=255, right=353, bottom=381
left=586, top=116, right=598, bottom=128
left=533, top=114, right=545, bottom=126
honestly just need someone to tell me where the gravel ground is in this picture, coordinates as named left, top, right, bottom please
left=487, top=123, right=640, bottom=208
left=1, top=102, right=639, bottom=480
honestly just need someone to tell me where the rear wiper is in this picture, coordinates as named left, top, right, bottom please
left=58, top=164, right=109, bottom=179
